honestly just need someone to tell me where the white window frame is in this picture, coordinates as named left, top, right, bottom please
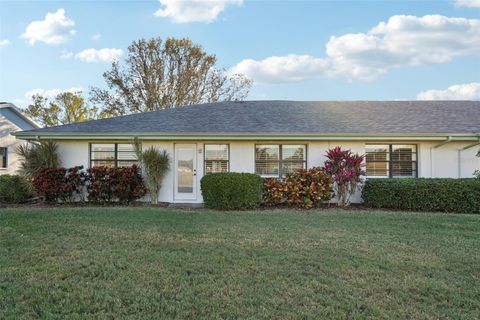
left=204, top=144, right=230, bottom=174
left=255, top=144, right=307, bottom=178
left=0, top=147, right=7, bottom=169
left=365, top=144, right=418, bottom=178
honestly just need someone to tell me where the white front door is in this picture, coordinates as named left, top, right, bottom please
left=174, top=144, right=197, bottom=201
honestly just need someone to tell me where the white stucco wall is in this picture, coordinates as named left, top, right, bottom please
left=0, top=114, right=30, bottom=175
left=418, top=142, right=479, bottom=178
left=53, top=140, right=480, bottom=204
left=141, top=142, right=175, bottom=203
left=56, top=141, right=89, bottom=169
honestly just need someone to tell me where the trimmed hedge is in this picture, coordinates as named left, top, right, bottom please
left=0, top=175, right=33, bottom=204
left=201, top=173, right=263, bottom=210
left=362, top=178, right=480, bottom=213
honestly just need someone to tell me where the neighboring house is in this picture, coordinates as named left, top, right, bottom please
left=0, top=102, right=40, bottom=175
left=13, top=101, right=480, bottom=203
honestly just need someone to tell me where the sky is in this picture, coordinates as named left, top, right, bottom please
left=0, top=0, right=479, bottom=108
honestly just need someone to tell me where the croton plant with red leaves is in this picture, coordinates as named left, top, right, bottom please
left=263, top=167, right=333, bottom=209
left=322, top=146, right=365, bottom=206
left=32, top=166, right=85, bottom=203
left=85, top=165, right=146, bottom=204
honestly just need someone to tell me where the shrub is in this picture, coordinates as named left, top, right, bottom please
left=86, top=165, right=146, bottom=205
left=201, top=172, right=263, bottom=210
left=362, top=178, right=480, bottom=213
left=32, top=166, right=85, bottom=203
left=263, top=167, right=333, bottom=209
left=134, top=139, right=170, bottom=204
left=284, top=167, right=333, bottom=208
left=85, top=166, right=113, bottom=203
left=323, top=146, right=364, bottom=206
left=263, top=178, right=287, bottom=206
left=0, top=175, right=33, bottom=203
left=113, top=166, right=147, bottom=204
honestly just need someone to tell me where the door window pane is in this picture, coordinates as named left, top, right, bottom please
left=177, top=148, right=194, bottom=193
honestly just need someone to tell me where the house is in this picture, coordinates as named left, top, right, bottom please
left=0, top=102, right=40, bottom=175
left=13, top=101, right=480, bottom=203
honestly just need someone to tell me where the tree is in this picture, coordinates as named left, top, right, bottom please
left=90, top=37, right=252, bottom=115
left=133, top=138, right=170, bottom=205
left=25, top=91, right=108, bottom=127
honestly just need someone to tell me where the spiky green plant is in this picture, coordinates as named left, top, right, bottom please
left=16, top=140, right=61, bottom=179
left=134, top=138, right=170, bottom=205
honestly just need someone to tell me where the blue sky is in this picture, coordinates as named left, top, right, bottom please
left=0, top=0, right=479, bottom=107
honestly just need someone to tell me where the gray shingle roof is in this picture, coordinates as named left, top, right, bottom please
left=15, top=100, right=480, bottom=136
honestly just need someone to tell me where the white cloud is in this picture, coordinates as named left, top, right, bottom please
left=60, top=49, right=73, bottom=59
left=24, top=87, right=83, bottom=102
left=21, top=9, right=75, bottom=46
left=455, top=0, right=480, bottom=8
left=154, top=0, right=243, bottom=23
left=416, top=82, right=480, bottom=100
left=232, top=55, right=328, bottom=84
left=92, top=32, right=101, bottom=41
left=231, top=14, right=480, bottom=83
left=0, top=39, right=11, bottom=47
left=74, top=48, right=122, bottom=63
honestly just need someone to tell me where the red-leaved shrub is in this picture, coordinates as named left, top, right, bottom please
left=263, top=167, right=333, bottom=208
left=32, top=166, right=85, bottom=203
left=86, top=165, right=146, bottom=204
left=322, top=146, right=364, bottom=206
left=263, top=178, right=288, bottom=206
left=284, top=167, right=333, bottom=208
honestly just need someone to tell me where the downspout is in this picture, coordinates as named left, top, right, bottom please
left=430, top=136, right=452, bottom=177
left=458, top=136, right=480, bottom=178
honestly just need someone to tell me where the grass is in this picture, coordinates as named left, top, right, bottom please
left=1, top=208, right=479, bottom=319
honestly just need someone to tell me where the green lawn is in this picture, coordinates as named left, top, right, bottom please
left=1, top=208, right=479, bottom=319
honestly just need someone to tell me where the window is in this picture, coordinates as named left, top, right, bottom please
left=365, top=144, right=417, bottom=178
left=90, top=143, right=138, bottom=168
left=1, top=147, right=7, bottom=168
left=204, top=144, right=229, bottom=174
left=255, top=144, right=306, bottom=178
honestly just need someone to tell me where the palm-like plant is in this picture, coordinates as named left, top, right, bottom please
left=134, top=138, right=170, bottom=205
left=16, top=140, right=60, bottom=179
